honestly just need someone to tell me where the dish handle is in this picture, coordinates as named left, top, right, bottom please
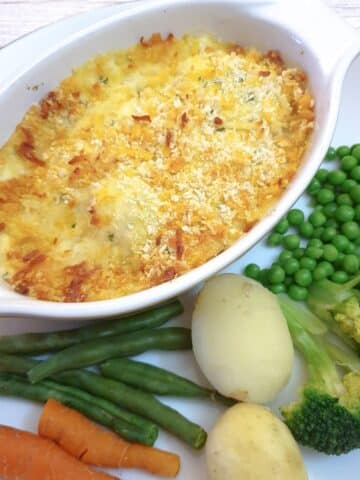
left=268, top=0, right=360, bottom=75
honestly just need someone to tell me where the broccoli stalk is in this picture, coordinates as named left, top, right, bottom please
left=308, top=274, right=360, bottom=352
left=280, top=306, right=360, bottom=455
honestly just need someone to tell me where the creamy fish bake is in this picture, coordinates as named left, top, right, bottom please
left=0, top=34, right=314, bottom=301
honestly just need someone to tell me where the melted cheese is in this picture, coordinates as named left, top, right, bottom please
left=0, top=34, right=314, bottom=302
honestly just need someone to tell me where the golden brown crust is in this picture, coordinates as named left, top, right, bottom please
left=0, top=33, right=314, bottom=302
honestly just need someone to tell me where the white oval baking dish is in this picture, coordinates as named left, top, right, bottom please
left=0, top=0, right=359, bottom=320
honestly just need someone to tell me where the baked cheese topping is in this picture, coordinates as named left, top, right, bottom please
left=0, top=33, right=314, bottom=301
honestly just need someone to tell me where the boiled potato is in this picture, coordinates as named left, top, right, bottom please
left=192, top=274, right=293, bottom=403
left=206, top=403, right=308, bottom=480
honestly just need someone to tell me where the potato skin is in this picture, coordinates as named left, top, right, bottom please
left=192, top=274, right=294, bottom=403
left=206, top=403, right=308, bottom=480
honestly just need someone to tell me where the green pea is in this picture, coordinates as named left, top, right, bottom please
left=275, top=218, right=289, bottom=234
left=259, top=268, right=269, bottom=285
left=336, top=145, right=351, bottom=158
left=336, top=193, right=353, bottom=206
left=350, top=185, right=360, bottom=204
left=331, top=270, right=349, bottom=284
left=312, top=227, right=325, bottom=239
left=323, top=182, right=335, bottom=191
left=283, top=234, right=300, bottom=250
left=317, top=188, right=335, bottom=205
left=307, top=178, right=321, bottom=195
left=345, top=242, right=356, bottom=254
left=335, top=205, right=355, bottom=223
left=244, top=263, right=261, bottom=280
left=317, top=261, right=334, bottom=277
left=354, top=205, right=360, bottom=221
left=288, top=284, right=308, bottom=301
left=325, top=146, right=337, bottom=161
left=308, top=238, right=323, bottom=248
left=305, top=246, right=323, bottom=259
left=322, top=244, right=338, bottom=262
left=283, top=258, right=300, bottom=275
left=322, top=202, right=337, bottom=218
left=315, top=168, right=329, bottom=183
left=324, top=218, right=338, bottom=229
left=287, top=209, right=305, bottom=226
left=293, top=247, right=305, bottom=259
left=269, top=284, right=286, bottom=294
left=299, top=221, right=314, bottom=238
left=284, top=276, right=293, bottom=287
left=351, top=145, right=360, bottom=160
left=321, top=226, right=337, bottom=243
left=300, top=257, right=317, bottom=271
left=340, top=179, right=357, bottom=193
left=351, top=143, right=360, bottom=153
left=294, top=269, right=312, bottom=287
left=267, top=232, right=282, bottom=246
left=279, top=250, right=293, bottom=264
left=340, top=155, right=357, bottom=171
left=333, top=234, right=349, bottom=252
left=342, top=254, right=359, bottom=274
left=268, top=265, right=286, bottom=284
left=334, top=253, right=345, bottom=269
left=341, top=221, right=360, bottom=240
left=309, top=211, right=326, bottom=227
left=313, top=265, right=329, bottom=281
left=327, top=170, right=347, bottom=186
left=350, top=165, right=360, bottom=181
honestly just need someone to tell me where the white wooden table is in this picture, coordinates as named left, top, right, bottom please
left=0, top=0, right=360, bottom=48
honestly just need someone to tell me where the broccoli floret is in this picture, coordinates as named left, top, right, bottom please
left=308, top=274, right=360, bottom=352
left=280, top=307, right=360, bottom=455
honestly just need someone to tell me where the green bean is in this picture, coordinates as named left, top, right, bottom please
left=55, top=369, right=207, bottom=449
left=0, top=352, right=37, bottom=373
left=0, top=373, right=157, bottom=445
left=100, top=358, right=234, bottom=405
left=0, top=353, right=158, bottom=441
left=28, top=327, right=192, bottom=383
left=0, top=300, right=183, bottom=354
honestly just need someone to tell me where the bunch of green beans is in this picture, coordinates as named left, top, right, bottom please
left=244, top=144, right=360, bottom=301
left=0, top=372, right=157, bottom=445
left=0, top=300, right=183, bottom=354
left=0, top=300, right=228, bottom=450
left=28, top=327, right=192, bottom=383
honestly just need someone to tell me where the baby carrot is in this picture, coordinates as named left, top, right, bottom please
left=40, top=399, right=180, bottom=478
left=0, top=424, right=117, bottom=480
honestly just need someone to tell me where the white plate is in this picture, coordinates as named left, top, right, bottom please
left=0, top=4, right=359, bottom=479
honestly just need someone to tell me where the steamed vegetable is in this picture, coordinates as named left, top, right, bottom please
left=192, top=274, right=294, bottom=403
left=0, top=353, right=158, bottom=443
left=28, top=327, right=192, bottom=383
left=0, top=300, right=183, bottom=354
left=244, top=143, right=360, bottom=299
left=206, top=403, right=308, bottom=480
left=307, top=274, right=360, bottom=351
left=0, top=424, right=117, bottom=480
left=40, top=399, right=180, bottom=477
left=0, top=372, right=157, bottom=445
left=100, top=358, right=234, bottom=405
left=281, top=308, right=360, bottom=454
left=48, top=369, right=207, bottom=449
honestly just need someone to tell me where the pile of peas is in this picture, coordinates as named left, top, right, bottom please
left=244, top=144, right=360, bottom=301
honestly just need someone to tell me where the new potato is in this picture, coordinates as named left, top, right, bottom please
left=192, top=274, right=294, bottom=403
left=206, top=403, right=308, bottom=480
